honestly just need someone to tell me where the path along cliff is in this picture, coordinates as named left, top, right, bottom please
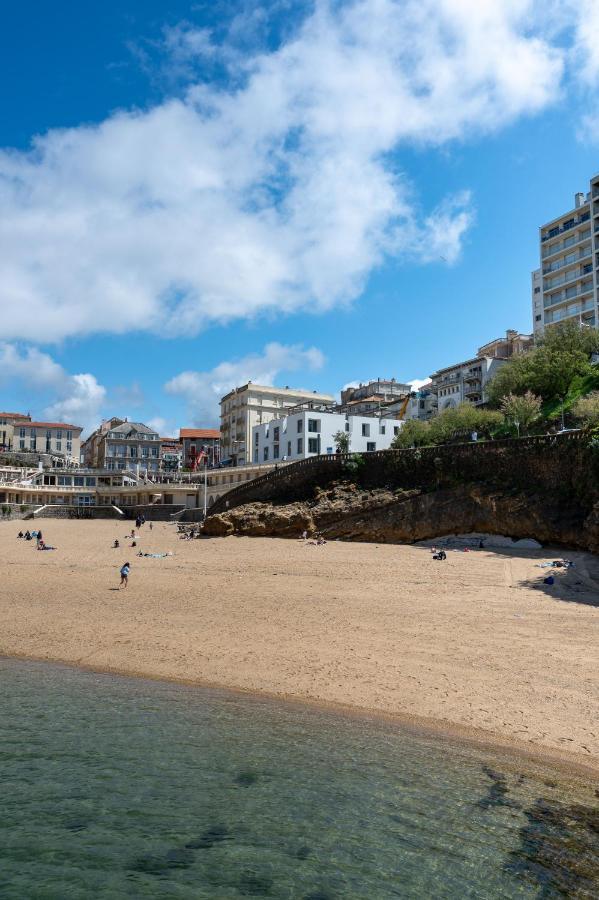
left=203, top=433, right=599, bottom=552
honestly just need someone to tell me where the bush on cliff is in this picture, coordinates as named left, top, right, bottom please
left=486, top=322, right=599, bottom=407
left=392, top=403, right=503, bottom=448
left=572, top=391, right=599, bottom=428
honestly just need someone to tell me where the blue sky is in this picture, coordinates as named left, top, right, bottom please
left=2, top=0, right=599, bottom=435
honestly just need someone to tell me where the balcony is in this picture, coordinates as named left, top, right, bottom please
left=464, top=383, right=482, bottom=396
left=542, top=246, right=592, bottom=275
left=541, top=211, right=590, bottom=242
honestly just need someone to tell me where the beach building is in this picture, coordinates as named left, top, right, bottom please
left=220, top=383, right=334, bottom=466
left=0, top=412, right=82, bottom=464
left=252, top=402, right=403, bottom=463
left=534, top=179, right=598, bottom=334
left=179, top=428, right=221, bottom=469
left=82, top=419, right=162, bottom=473
left=0, top=459, right=280, bottom=514
left=430, top=330, right=533, bottom=411
left=0, top=412, right=31, bottom=450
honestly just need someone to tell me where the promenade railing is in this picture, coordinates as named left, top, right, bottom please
left=206, top=430, right=586, bottom=517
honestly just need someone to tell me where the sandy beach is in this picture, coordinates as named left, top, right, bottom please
left=1, top=519, right=598, bottom=773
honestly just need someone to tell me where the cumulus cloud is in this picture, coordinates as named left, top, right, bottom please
left=0, top=343, right=106, bottom=433
left=165, top=341, right=325, bottom=424
left=0, top=0, right=570, bottom=342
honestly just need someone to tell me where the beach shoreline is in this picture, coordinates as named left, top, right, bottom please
left=2, top=520, right=598, bottom=779
left=4, top=651, right=599, bottom=783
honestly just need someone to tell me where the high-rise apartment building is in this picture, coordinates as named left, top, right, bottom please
left=534, top=178, right=599, bottom=334
left=220, top=383, right=334, bottom=465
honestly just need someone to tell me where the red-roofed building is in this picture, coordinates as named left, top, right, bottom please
left=179, top=428, right=221, bottom=469
left=1, top=413, right=82, bottom=463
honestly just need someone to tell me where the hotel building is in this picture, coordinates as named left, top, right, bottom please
left=220, top=383, right=334, bottom=465
left=0, top=412, right=82, bottom=464
left=534, top=178, right=599, bottom=334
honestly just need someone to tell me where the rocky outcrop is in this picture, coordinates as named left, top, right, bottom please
left=202, top=480, right=599, bottom=553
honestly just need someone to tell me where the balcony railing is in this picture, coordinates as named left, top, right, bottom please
left=541, top=211, right=590, bottom=242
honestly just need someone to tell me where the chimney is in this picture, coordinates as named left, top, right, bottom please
left=575, top=192, right=585, bottom=209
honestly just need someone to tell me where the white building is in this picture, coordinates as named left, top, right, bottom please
left=220, top=383, right=334, bottom=465
left=534, top=180, right=597, bottom=334
left=252, top=405, right=403, bottom=463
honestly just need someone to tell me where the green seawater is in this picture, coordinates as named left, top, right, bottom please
left=0, top=659, right=597, bottom=899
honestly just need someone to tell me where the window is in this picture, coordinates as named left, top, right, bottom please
left=534, top=286, right=540, bottom=294
left=85, top=477, right=96, bottom=486
left=361, top=423, right=370, bottom=437
left=254, top=450, right=258, bottom=463
left=56, top=430, right=62, bottom=440
left=254, top=432, right=259, bottom=445
left=308, top=419, right=319, bottom=432
left=30, top=438, right=36, bottom=450
left=393, top=426, right=399, bottom=435
left=535, top=314, right=542, bottom=321
left=273, top=426, right=280, bottom=442
left=273, top=445, right=279, bottom=459
left=287, top=441, right=291, bottom=456
left=308, top=438, right=319, bottom=453
left=19, top=427, right=26, bottom=438
left=67, top=442, right=72, bottom=452
left=379, top=424, right=386, bottom=435
left=297, top=438, right=303, bottom=454
left=67, top=430, right=72, bottom=441
left=263, top=447, right=269, bottom=461
left=142, top=446, right=149, bottom=457
left=74, top=477, right=84, bottom=486
left=366, top=442, right=376, bottom=452
left=58, top=476, right=72, bottom=486
left=130, top=446, right=137, bottom=457
left=297, top=419, right=303, bottom=433
left=345, top=421, right=349, bottom=431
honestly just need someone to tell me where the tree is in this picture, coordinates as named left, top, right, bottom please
left=485, top=323, right=599, bottom=408
left=392, top=404, right=502, bottom=449
left=333, top=430, right=350, bottom=453
left=572, top=391, right=599, bottom=429
left=500, top=391, right=542, bottom=436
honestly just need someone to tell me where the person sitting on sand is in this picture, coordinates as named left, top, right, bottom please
left=113, top=539, right=119, bottom=548
left=120, top=562, right=130, bottom=588
left=24, top=530, right=31, bottom=541
left=433, top=550, right=447, bottom=560
left=17, top=531, right=23, bottom=539
left=37, top=540, right=45, bottom=550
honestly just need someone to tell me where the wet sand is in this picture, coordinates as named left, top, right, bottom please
left=1, top=520, right=598, bottom=773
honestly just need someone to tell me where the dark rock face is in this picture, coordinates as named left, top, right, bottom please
left=203, top=481, right=599, bottom=553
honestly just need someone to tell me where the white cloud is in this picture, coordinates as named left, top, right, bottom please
left=0, top=343, right=106, bottom=434
left=165, top=341, right=325, bottom=424
left=0, top=0, right=569, bottom=342
left=407, top=378, right=430, bottom=391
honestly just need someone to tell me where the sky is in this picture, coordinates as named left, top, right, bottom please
left=2, top=0, right=599, bottom=436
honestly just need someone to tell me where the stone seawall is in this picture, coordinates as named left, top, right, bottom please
left=204, top=434, right=599, bottom=552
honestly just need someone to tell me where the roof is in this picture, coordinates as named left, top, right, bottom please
left=26, top=421, right=82, bottom=430
left=180, top=428, right=220, bottom=439
left=108, top=421, right=157, bottom=436
left=0, top=412, right=30, bottom=419
left=220, top=383, right=334, bottom=402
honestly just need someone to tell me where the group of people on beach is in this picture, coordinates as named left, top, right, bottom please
left=17, top=529, right=54, bottom=550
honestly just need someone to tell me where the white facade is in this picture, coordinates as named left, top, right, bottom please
left=535, top=181, right=598, bottom=333
left=252, top=410, right=403, bottom=463
left=220, top=383, right=334, bottom=465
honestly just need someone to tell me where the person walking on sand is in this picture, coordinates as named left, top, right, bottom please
left=119, top=561, right=131, bottom=588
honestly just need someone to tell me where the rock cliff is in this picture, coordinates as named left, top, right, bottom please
left=202, top=480, right=599, bottom=553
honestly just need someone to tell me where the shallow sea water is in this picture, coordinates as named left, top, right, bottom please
left=0, top=658, right=597, bottom=899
